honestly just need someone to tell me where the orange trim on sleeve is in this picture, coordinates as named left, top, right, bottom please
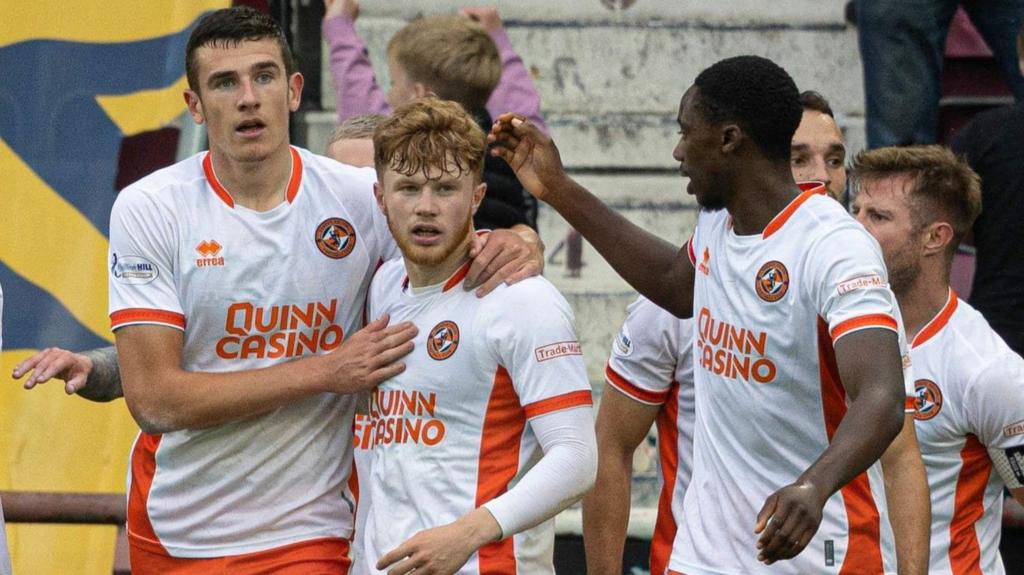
left=762, top=183, right=827, bottom=239
left=948, top=434, right=990, bottom=573
left=605, top=363, right=670, bottom=405
left=686, top=236, right=697, bottom=266
left=830, top=313, right=898, bottom=342
left=111, top=308, right=186, bottom=330
left=523, top=389, right=593, bottom=419
left=912, top=289, right=958, bottom=349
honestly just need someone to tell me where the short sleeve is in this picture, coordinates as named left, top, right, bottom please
left=481, top=278, right=593, bottom=419
left=805, top=226, right=899, bottom=343
left=965, top=355, right=1024, bottom=450
left=108, top=190, right=184, bottom=331
left=606, top=297, right=690, bottom=405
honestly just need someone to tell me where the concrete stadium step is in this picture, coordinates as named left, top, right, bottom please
left=319, top=11, right=863, bottom=120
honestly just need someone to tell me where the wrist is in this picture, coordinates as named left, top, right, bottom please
left=794, top=474, right=831, bottom=505
left=460, top=507, right=503, bottom=550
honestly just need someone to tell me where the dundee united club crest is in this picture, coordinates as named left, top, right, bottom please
left=427, top=321, right=460, bottom=361
left=913, top=379, right=943, bottom=421
left=315, top=217, right=357, bottom=259
left=755, top=261, right=789, bottom=302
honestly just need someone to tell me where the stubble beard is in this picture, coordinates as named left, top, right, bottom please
left=389, top=213, right=475, bottom=268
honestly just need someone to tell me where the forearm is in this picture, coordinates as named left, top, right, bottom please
left=323, top=15, right=390, bottom=120
left=483, top=407, right=597, bottom=536
left=487, top=28, right=548, bottom=134
left=801, top=386, right=903, bottom=498
left=582, top=448, right=633, bottom=575
left=880, top=415, right=930, bottom=575
left=79, top=346, right=122, bottom=402
left=120, top=351, right=331, bottom=434
left=546, top=176, right=694, bottom=317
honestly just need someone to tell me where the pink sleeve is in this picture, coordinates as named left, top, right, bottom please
left=322, top=15, right=392, bottom=121
left=486, top=28, right=549, bottom=135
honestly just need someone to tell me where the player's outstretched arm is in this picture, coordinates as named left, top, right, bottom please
left=13, top=346, right=123, bottom=402
left=754, top=328, right=905, bottom=564
left=880, top=414, right=930, bottom=575
left=582, top=386, right=660, bottom=575
left=489, top=114, right=695, bottom=317
left=115, top=314, right=416, bottom=434
left=464, top=226, right=544, bottom=296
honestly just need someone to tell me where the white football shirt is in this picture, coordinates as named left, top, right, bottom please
left=674, top=184, right=911, bottom=574
left=605, top=296, right=695, bottom=575
left=360, top=259, right=593, bottom=574
left=108, top=147, right=397, bottom=558
left=910, top=289, right=1024, bottom=574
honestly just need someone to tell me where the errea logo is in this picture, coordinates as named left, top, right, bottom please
left=196, top=240, right=225, bottom=267
left=698, top=247, right=711, bottom=276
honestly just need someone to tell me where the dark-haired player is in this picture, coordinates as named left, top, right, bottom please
left=492, top=55, right=918, bottom=572
left=792, top=90, right=848, bottom=202
left=582, top=90, right=928, bottom=575
left=100, top=7, right=539, bottom=573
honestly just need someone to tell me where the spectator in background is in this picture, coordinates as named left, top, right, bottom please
left=327, top=113, right=386, bottom=169
left=323, top=0, right=543, bottom=232
left=950, top=23, right=1024, bottom=357
left=857, top=1, right=1024, bottom=148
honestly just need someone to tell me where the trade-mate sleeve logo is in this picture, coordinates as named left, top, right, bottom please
left=427, top=320, right=460, bottom=360
left=913, top=379, right=943, bottom=421
left=755, top=260, right=789, bottom=302
left=315, top=217, right=357, bottom=259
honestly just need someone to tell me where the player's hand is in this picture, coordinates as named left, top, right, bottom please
left=465, top=227, right=543, bottom=297
left=377, top=508, right=502, bottom=575
left=459, top=7, right=503, bottom=33
left=12, top=347, right=94, bottom=395
left=323, top=0, right=358, bottom=21
left=320, top=314, right=416, bottom=394
left=489, top=113, right=567, bottom=203
left=754, top=480, right=826, bottom=564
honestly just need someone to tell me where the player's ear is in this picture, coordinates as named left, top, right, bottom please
left=288, top=72, right=304, bottom=112
left=721, top=123, right=742, bottom=154
left=184, top=90, right=205, bottom=125
left=471, top=182, right=486, bottom=215
left=922, top=221, right=954, bottom=258
left=414, top=82, right=431, bottom=99
left=373, top=181, right=387, bottom=216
